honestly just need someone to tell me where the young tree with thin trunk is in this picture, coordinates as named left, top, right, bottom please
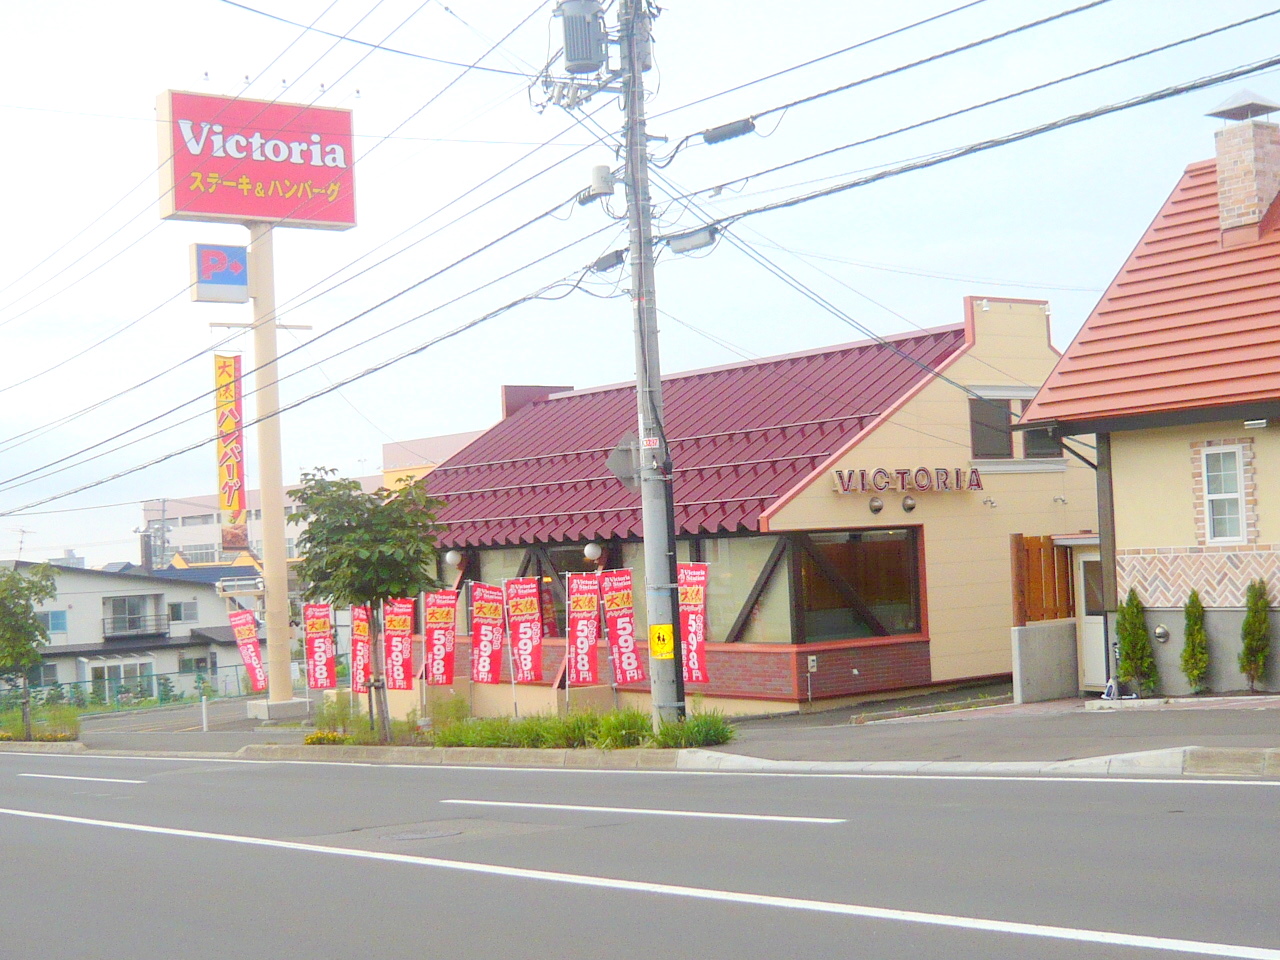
left=1117, top=587, right=1159, bottom=696
left=291, top=469, right=444, bottom=743
left=1181, top=589, right=1209, bottom=694
left=1239, top=578, right=1270, bottom=694
left=0, top=564, right=57, bottom=740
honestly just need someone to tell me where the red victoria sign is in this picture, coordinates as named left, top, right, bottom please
left=469, top=583, right=505, bottom=685
left=303, top=603, right=336, bottom=690
left=424, top=591, right=458, bottom=686
left=228, top=609, right=267, bottom=693
left=566, top=573, right=601, bottom=686
left=158, top=90, right=355, bottom=229
left=601, top=569, right=645, bottom=686
left=504, top=577, right=543, bottom=684
left=350, top=605, right=372, bottom=694
left=383, top=598, right=415, bottom=691
left=677, top=563, right=710, bottom=685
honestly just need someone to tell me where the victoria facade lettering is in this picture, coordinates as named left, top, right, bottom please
left=832, top=467, right=984, bottom=494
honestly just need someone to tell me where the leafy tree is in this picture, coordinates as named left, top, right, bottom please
left=0, top=564, right=57, bottom=740
left=1239, top=578, right=1270, bottom=693
left=1180, top=590, right=1210, bottom=694
left=291, top=468, right=445, bottom=742
left=1117, top=587, right=1158, bottom=696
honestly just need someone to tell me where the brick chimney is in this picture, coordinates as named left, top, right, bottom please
left=1209, top=91, right=1280, bottom=245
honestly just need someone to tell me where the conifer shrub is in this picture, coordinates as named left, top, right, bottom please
left=1181, top=589, right=1210, bottom=694
left=1239, top=578, right=1271, bottom=693
left=1117, top=588, right=1159, bottom=696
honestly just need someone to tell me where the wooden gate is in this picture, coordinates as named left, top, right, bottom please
left=1010, top=534, right=1073, bottom=626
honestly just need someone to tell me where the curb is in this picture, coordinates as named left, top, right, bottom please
left=234, top=744, right=680, bottom=769
left=1085, top=695, right=1280, bottom=711
left=0, top=742, right=87, bottom=754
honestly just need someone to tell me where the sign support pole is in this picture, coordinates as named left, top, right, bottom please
left=247, top=222, right=302, bottom=717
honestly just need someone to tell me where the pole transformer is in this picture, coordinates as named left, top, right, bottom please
left=619, top=0, right=684, bottom=726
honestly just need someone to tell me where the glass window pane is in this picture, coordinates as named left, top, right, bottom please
left=1210, top=499, right=1241, bottom=540
left=801, top=529, right=921, bottom=641
left=1023, top=428, right=1062, bottom=459
left=970, top=399, right=1012, bottom=459
left=1081, top=561, right=1104, bottom=617
left=1205, top=451, right=1238, bottom=495
left=701, top=536, right=790, bottom=643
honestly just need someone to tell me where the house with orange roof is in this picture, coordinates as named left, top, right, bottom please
left=1021, top=92, right=1280, bottom=695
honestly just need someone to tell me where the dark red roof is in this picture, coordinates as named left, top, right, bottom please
left=428, top=327, right=968, bottom=546
left=1023, top=159, right=1280, bottom=426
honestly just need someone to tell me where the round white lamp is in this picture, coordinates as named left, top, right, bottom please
left=444, top=549, right=463, bottom=567
left=583, top=542, right=603, bottom=561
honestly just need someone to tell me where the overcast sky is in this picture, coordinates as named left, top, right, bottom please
left=2, top=0, right=1278, bottom=566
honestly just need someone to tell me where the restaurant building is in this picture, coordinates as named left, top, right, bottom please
left=424, top=296, right=1098, bottom=715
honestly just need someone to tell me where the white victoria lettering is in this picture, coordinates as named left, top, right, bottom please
left=175, top=120, right=348, bottom=168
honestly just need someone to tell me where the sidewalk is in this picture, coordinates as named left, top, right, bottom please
left=18, top=686, right=1278, bottom=778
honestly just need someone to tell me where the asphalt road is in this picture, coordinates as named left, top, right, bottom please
left=1, top=752, right=1277, bottom=959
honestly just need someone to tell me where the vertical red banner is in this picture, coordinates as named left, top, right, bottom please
left=228, top=609, right=267, bottom=692
left=383, top=598, right=415, bottom=691
left=601, top=569, right=646, bottom=685
left=424, top=590, right=458, bottom=685
left=504, top=577, right=543, bottom=683
left=566, top=573, right=601, bottom=685
left=470, top=583, right=505, bottom=684
left=303, top=602, right=337, bottom=690
left=678, top=562, right=710, bottom=684
left=350, top=605, right=371, bottom=694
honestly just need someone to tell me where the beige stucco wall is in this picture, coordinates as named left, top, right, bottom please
left=1112, top=421, right=1280, bottom=548
left=766, top=299, right=1098, bottom=682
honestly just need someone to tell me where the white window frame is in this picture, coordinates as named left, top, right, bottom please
left=1203, top=445, right=1246, bottom=544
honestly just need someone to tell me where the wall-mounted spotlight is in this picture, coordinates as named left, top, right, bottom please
left=901, top=495, right=917, bottom=513
left=869, top=497, right=884, bottom=515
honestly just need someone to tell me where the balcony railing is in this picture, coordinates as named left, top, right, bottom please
left=102, top=614, right=170, bottom=639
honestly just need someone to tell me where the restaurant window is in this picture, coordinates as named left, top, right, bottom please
left=799, top=529, right=921, bottom=641
left=1204, top=447, right=1245, bottom=543
left=969, top=398, right=1012, bottom=459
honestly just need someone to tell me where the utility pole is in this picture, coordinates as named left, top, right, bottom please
left=619, top=0, right=684, bottom=726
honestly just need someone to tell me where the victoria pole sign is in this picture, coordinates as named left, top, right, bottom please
left=158, top=91, right=356, bottom=229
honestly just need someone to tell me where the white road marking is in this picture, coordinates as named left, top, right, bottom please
left=17, top=773, right=145, bottom=785
left=0, top=805, right=1274, bottom=958
left=440, top=798, right=844, bottom=823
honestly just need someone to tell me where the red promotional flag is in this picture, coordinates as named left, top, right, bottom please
left=383, top=598, right=415, bottom=691
left=303, top=602, right=337, bottom=690
left=424, top=590, right=458, bottom=685
left=566, top=573, right=601, bottom=686
left=350, top=605, right=372, bottom=694
left=678, top=562, right=711, bottom=684
left=228, top=609, right=267, bottom=692
left=601, top=569, right=645, bottom=685
left=470, top=583, right=505, bottom=684
left=504, top=577, right=543, bottom=683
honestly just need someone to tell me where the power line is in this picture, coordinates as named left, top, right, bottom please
left=0, top=216, right=617, bottom=495
left=750, top=0, right=1113, bottom=123
left=0, top=0, right=388, bottom=331
left=217, top=0, right=541, bottom=78
left=647, top=0, right=991, bottom=123
left=701, top=51, right=1280, bottom=232
left=0, top=0, right=345, bottom=306
left=0, top=0, right=553, bottom=402
left=692, top=6, right=1280, bottom=200
left=0, top=262, right=606, bottom=517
